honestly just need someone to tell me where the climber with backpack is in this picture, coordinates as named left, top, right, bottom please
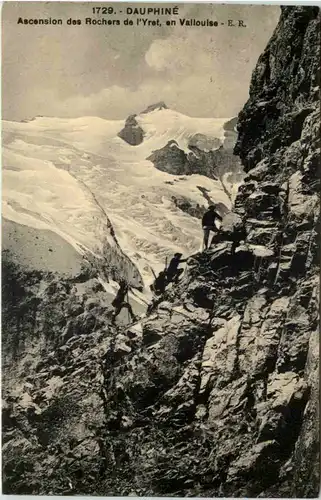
left=202, top=205, right=223, bottom=250
left=111, top=279, right=137, bottom=323
left=148, top=265, right=168, bottom=316
left=150, top=270, right=167, bottom=296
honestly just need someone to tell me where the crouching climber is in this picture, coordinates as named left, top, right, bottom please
left=111, top=279, right=137, bottom=323
left=202, top=205, right=223, bottom=250
left=150, top=270, right=167, bottom=295
left=166, top=253, right=187, bottom=284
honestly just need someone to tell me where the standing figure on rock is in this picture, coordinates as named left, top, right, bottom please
left=202, top=205, right=223, bottom=250
left=166, top=253, right=187, bottom=284
left=111, top=279, right=137, bottom=323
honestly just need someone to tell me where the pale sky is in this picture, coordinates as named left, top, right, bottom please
left=2, top=2, right=280, bottom=121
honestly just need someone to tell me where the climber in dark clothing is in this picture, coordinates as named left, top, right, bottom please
left=111, top=279, right=136, bottom=322
left=151, top=270, right=167, bottom=296
left=202, top=205, right=223, bottom=250
left=166, top=253, right=187, bottom=284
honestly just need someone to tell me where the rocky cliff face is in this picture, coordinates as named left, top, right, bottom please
left=2, top=256, right=115, bottom=494
left=147, top=140, right=190, bottom=175
left=2, top=6, right=320, bottom=497
left=118, top=114, right=145, bottom=146
left=98, top=7, right=319, bottom=497
left=147, top=126, right=243, bottom=194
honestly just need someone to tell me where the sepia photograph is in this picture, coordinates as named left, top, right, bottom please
left=1, top=2, right=320, bottom=496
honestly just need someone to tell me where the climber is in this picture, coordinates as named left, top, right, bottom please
left=202, top=205, right=223, bottom=250
left=166, top=253, right=187, bottom=284
left=150, top=270, right=167, bottom=296
left=111, top=279, right=137, bottom=323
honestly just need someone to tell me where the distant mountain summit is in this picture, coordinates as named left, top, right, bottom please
left=118, top=102, right=168, bottom=145
left=141, top=101, right=168, bottom=114
left=117, top=104, right=243, bottom=201
left=117, top=104, right=243, bottom=193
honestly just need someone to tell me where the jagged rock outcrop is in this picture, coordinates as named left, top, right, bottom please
left=141, top=101, right=168, bottom=114
left=147, top=128, right=243, bottom=188
left=118, top=114, right=144, bottom=146
left=147, top=140, right=191, bottom=175
left=2, top=6, right=319, bottom=497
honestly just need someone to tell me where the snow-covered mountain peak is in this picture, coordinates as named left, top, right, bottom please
left=3, top=109, right=243, bottom=286
left=119, top=106, right=231, bottom=154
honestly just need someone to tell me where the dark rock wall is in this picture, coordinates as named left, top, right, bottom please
left=118, top=115, right=144, bottom=146
left=2, top=258, right=112, bottom=494
left=232, top=6, right=320, bottom=496
left=235, top=6, right=320, bottom=175
left=147, top=135, right=243, bottom=190
left=147, top=140, right=190, bottom=175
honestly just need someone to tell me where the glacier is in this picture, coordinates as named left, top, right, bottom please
left=2, top=107, right=241, bottom=287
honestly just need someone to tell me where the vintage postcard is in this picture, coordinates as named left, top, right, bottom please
left=2, top=2, right=320, bottom=497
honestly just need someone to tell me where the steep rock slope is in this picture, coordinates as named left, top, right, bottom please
left=95, top=6, right=319, bottom=497
left=2, top=255, right=117, bottom=494
left=2, top=105, right=242, bottom=493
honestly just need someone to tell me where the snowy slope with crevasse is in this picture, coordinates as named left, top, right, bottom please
left=3, top=108, right=239, bottom=286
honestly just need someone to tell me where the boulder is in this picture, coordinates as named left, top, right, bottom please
left=220, top=212, right=246, bottom=242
